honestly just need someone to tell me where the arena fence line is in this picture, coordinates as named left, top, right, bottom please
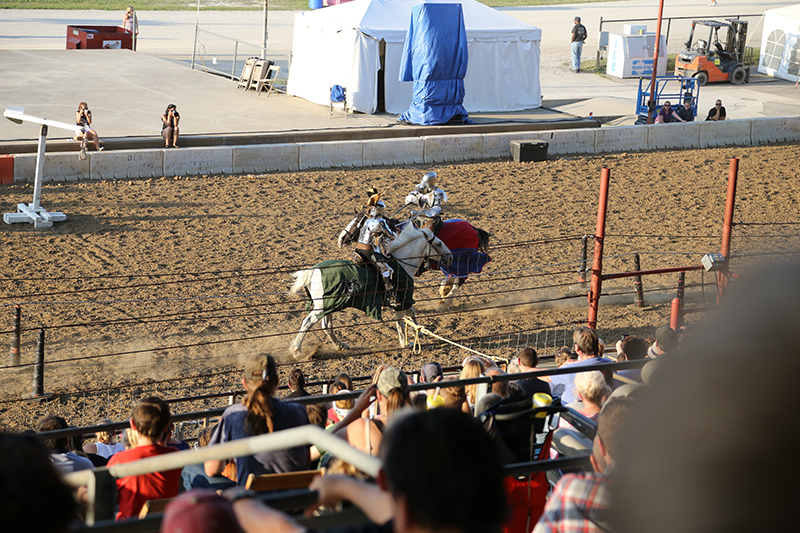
left=5, top=117, right=800, bottom=184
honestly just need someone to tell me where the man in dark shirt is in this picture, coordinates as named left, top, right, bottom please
left=676, top=100, right=695, bottom=122
left=286, top=368, right=311, bottom=398
left=513, top=346, right=551, bottom=398
left=706, top=99, right=727, bottom=120
left=570, top=16, right=588, bottom=72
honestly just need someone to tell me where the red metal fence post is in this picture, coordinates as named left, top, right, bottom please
left=588, top=167, right=611, bottom=329
left=670, top=297, right=682, bottom=330
left=718, top=157, right=739, bottom=302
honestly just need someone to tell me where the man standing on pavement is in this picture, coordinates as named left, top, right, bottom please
left=571, top=16, right=588, bottom=72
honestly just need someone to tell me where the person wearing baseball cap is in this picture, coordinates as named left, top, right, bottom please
left=571, top=16, right=588, bottom=72
left=203, top=353, right=310, bottom=485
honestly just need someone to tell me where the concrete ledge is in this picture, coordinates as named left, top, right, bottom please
left=92, top=150, right=163, bottom=180
left=233, top=144, right=300, bottom=173
left=13, top=152, right=90, bottom=183
left=164, top=147, right=233, bottom=177
left=537, top=128, right=596, bottom=155
left=483, top=132, right=547, bottom=159
left=750, top=116, right=800, bottom=145
left=595, top=126, right=648, bottom=153
left=423, top=134, right=484, bottom=163
left=299, top=140, right=363, bottom=170
left=648, top=122, right=701, bottom=150
left=362, top=138, right=424, bottom=166
left=700, top=119, right=751, bottom=148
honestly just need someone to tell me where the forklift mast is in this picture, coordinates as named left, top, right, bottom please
left=726, top=19, right=748, bottom=64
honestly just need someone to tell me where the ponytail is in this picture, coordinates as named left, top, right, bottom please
left=245, top=381, right=277, bottom=435
left=384, top=388, right=409, bottom=417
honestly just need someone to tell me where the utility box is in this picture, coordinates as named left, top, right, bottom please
left=606, top=33, right=667, bottom=78
left=511, top=140, right=548, bottom=162
left=66, top=26, right=133, bottom=50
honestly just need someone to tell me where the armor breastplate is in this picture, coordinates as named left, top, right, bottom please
left=358, top=217, right=395, bottom=247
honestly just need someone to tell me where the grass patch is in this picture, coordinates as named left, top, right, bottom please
left=3, top=0, right=618, bottom=10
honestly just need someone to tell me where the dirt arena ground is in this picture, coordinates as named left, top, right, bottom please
left=1, top=143, right=799, bottom=432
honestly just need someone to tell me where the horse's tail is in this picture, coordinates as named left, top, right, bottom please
left=476, top=228, right=490, bottom=253
left=289, top=269, right=315, bottom=295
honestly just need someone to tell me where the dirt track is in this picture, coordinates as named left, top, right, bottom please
left=1, top=143, right=799, bottom=432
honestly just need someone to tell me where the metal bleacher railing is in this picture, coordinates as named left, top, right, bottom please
left=41, top=360, right=647, bottom=531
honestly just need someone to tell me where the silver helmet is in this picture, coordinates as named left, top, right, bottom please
left=369, top=200, right=386, bottom=217
left=417, top=171, right=438, bottom=192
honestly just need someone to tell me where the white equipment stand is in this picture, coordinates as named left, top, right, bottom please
left=3, top=106, right=84, bottom=229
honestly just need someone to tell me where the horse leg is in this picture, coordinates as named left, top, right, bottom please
left=394, top=307, right=413, bottom=347
left=439, top=278, right=465, bottom=308
left=290, top=310, right=324, bottom=358
left=321, top=314, right=350, bottom=351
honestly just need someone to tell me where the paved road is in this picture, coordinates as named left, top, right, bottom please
left=0, top=0, right=797, bottom=141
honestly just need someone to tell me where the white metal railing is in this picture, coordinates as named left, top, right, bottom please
left=64, top=424, right=380, bottom=486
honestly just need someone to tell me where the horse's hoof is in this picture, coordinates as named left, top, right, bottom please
left=335, top=342, right=350, bottom=351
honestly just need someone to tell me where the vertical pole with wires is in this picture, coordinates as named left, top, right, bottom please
left=588, top=166, right=610, bottom=329
left=646, top=0, right=666, bottom=124
left=718, top=157, right=739, bottom=302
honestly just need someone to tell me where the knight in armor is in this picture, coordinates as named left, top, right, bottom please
left=405, top=171, right=448, bottom=209
left=338, top=191, right=399, bottom=307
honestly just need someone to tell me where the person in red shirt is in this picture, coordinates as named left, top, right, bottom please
left=106, top=396, right=182, bottom=520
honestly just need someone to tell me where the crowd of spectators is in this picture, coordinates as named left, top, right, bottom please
left=10, top=319, right=693, bottom=533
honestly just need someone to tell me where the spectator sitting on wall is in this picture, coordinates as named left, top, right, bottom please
left=676, top=100, right=695, bottom=122
left=654, top=101, right=686, bottom=124
left=705, top=99, right=727, bottom=121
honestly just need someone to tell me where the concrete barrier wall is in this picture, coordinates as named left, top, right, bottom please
left=537, top=128, right=597, bottom=155
left=299, top=140, right=363, bottom=170
left=233, top=144, right=299, bottom=173
left=164, top=147, right=233, bottom=177
left=699, top=119, right=751, bottom=148
left=595, top=126, right=648, bottom=153
left=92, top=150, right=163, bottom=180
left=363, top=138, right=424, bottom=166
left=483, top=132, right=547, bottom=159
left=647, top=122, right=701, bottom=150
left=750, top=116, right=800, bottom=145
left=423, top=134, right=484, bottom=163
left=4, top=117, right=799, bottom=184
left=13, top=152, right=90, bottom=183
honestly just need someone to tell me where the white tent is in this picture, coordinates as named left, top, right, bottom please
left=287, top=0, right=541, bottom=114
left=758, top=4, right=800, bottom=83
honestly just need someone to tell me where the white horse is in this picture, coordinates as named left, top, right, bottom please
left=288, top=225, right=451, bottom=358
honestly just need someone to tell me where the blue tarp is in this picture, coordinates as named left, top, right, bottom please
left=398, top=3, right=471, bottom=125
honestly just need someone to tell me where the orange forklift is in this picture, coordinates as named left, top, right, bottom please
left=674, top=19, right=750, bottom=86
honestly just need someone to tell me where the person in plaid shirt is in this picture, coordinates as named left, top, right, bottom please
left=533, top=398, right=634, bottom=533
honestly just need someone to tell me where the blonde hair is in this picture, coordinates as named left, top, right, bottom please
left=460, top=357, right=485, bottom=405
left=574, top=370, right=610, bottom=404
left=121, top=427, right=138, bottom=449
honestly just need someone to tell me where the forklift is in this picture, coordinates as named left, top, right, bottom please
left=674, top=19, right=750, bottom=86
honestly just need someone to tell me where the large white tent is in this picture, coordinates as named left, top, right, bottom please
left=758, top=4, right=800, bottom=83
left=286, top=0, right=541, bottom=115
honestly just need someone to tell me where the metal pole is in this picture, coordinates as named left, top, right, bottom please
left=633, top=253, right=645, bottom=307
left=578, top=235, right=589, bottom=283
left=232, top=40, right=239, bottom=79
left=718, top=157, right=739, bottom=301
left=32, top=328, right=45, bottom=397
left=10, top=304, right=20, bottom=366
left=646, top=0, right=666, bottom=124
left=670, top=298, right=682, bottom=330
left=32, top=124, right=48, bottom=210
left=596, top=16, right=603, bottom=69
left=677, top=271, right=685, bottom=306
left=263, top=0, right=269, bottom=59
left=588, top=166, right=610, bottom=329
